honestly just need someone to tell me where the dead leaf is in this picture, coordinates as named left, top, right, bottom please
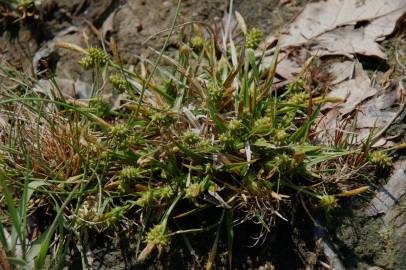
left=328, top=61, right=354, bottom=85
left=274, top=57, right=301, bottom=80
left=356, top=90, right=401, bottom=129
left=271, top=0, right=406, bottom=58
left=317, top=76, right=402, bottom=146
left=323, top=63, right=378, bottom=114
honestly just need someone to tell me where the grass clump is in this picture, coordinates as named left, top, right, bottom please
left=0, top=12, right=402, bottom=269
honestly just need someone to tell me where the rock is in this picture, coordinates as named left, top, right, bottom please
left=334, top=159, right=406, bottom=269
left=366, top=160, right=406, bottom=216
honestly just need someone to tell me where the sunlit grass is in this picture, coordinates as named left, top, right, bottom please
left=0, top=6, right=400, bottom=269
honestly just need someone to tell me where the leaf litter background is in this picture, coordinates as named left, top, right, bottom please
left=0, top=0, right=406, bottom=269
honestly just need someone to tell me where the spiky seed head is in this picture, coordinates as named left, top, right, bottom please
left=104, top=206, right=126, bottom=227
left=274, top=130, right=288, bottom=145
left=89, top=97, right=110, bottom=117
left=274, top=154, right=291, bottom=171
left=198, top=138, right=212, bottom=150
left=146, top=224, right=169, bottom=247
left=286, top=78, right=305, bottom=93
left=120, top=166, right=143, bottom=180
left=319, top=195, right=338, bottom=212
left=78, top=56, right=93, bottom=70
left=219, top=132, right=233, bottom=148
left=136, top=190, right=154, bottom=207
left=370, top=151, right=393, bottom=169
left=109, top=124, right=129, bottom=138
left=110, top=74, right=128, bottom=93
left=156, top=186, right=174, bottom=200
left=151, top=112, right=166, bottom=123
left=207, top=81, right=224, bottom=102
left=87, top=47, right=109, bottom=66
left=228, top=119, right=243, bottom=133
left=246, top=28, right=262, bottom=49
left=190, top=36, right=204, bottom=52
left=182, top=130, right=200, bottom=145
left=254, top=116, right=272, bottom=133
left=289, top=92, right=308, bottom=105
left=119, top=166, right=143, bottom=193
left=79, top=47, right=109, bottom=69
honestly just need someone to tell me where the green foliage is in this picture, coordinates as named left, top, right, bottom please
left=0, top=11, right=398, bottom=269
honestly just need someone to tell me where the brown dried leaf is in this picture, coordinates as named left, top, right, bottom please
left=272, top=0, right=406, bottom=58
left=323, top=63, right=378, bottom=114
left=328, top=61, right=354, bottom=85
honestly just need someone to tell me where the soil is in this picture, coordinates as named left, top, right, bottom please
left=1, top=0, right=405, bottom=269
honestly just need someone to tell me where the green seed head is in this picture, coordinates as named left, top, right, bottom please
left=289, top=92, right=308, bottom=105
left=119, top=166, right=143, bottom=193
left=89, top=96, right=110, bottom=117
left=190, top=36, right=204, bottom=52
left=146, top=224, right=169, bottom=247
left=156, top=186, right=175, bottom=200
left=219, top=132, right=233, bottom=147
left=228, top=119, right=243, bottom=133
left=18, top=0, right=34, bottom=8
left=274, top=129, right=288, bottom=145
left=120, top=166, right=143, bottom=180
left=87, top=47, right=109, bottom=66
left=274, top=154, right=291, bottom=171
left=370, top=151, right=393, bottom=169
left=319, top=195, right=338, bottom=212
left=79, top=47, right=109, bottom=69
left=109, top=124, right=129, bottom=138
left=151, top=112, right=166, bottom=123
left=104, top=206, right=126, bottom=227
left=286, top=78, right=305, bottom=93
left=78, top=56, right=93, bottom=70
left=246, top=28, right=262, bottom=49
left=110, top=74, right=128, bottom=93
left=207, top=81, right=224, bottom=102
left=136, top=190, right=154, bottom=207
left=182, top=130, right=200, bottom=145
left=254, top=116, right=272, bottom=133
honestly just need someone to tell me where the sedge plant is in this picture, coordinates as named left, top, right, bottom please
left=0, top=9, right=403, bottom=269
